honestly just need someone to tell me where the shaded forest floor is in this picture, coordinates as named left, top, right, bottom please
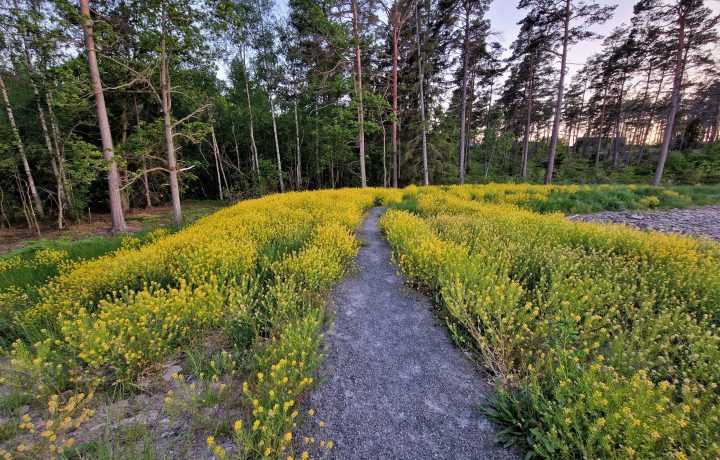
left=0, top=200, right=223, bottom=255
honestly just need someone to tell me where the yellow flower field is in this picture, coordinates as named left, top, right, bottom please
left=1, top=188, right=400, bottom=458
left=381, top=185, right=720, bottom=458
left=1, top=183, right=717, bottom=458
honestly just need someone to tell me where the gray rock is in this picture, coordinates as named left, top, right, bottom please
left=164, top=364, right=183, bottom=383
left=569, top=206, right=720, bottom=242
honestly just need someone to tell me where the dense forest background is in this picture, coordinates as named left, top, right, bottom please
left=0, top=0, right=719, bottom=232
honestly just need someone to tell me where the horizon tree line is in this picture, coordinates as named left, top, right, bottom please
left=0, top=0, right=718, bottom=232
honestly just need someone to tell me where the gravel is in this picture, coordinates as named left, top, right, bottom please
left=568, top=206, right=720, bottom=242
left=295, top=207, right=517, bottom=460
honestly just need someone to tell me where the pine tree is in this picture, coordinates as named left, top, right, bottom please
left=517, top=0, right=615, bottom=184
left=634, top=0, right=720, bottom=185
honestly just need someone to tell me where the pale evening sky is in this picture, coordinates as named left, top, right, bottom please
left=270, top=0, right=720, bottom=83
left=487, top=0, right=720, bottom=79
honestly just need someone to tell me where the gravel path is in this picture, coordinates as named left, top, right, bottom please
left=569, top=206, right=720, bottom=241
left=295, top=207, right=516, bottom=460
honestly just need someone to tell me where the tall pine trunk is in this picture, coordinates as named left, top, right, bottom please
left=80, top=0, right=128, bottom=233
left=545, top=0, right=571, bottom=184
left=211, top=125, right=223, bottom=200
left=294, top=99, right=302, bottom=190
left=571, top=78, right=587, bottom=157
left=520, top=59, right=535, bottom=179
left=351, top=0, right=367, bottom=187
left=611, top=74, right=626, bottom=168
left=35, top=95, right=63, bottom=225
left=458, top=8, right=470, bottom=184
left=595, top=86, right=608, bottom=170
left=27, top=78, right=59, bottom=221
left=710, top=97, right=720, bottom=143
left=119, top=103, right=130, bottom=211
left=635, top=64, right=655, bottom=164
left=381, top=122, right=388, bottom=187
left=416, top=3, right=429, bottom=186
left=231, top=116, right=241, bottom=169
left=391, top=6, right=399, bottom=188
left=653, top=10, right=687, bottom=186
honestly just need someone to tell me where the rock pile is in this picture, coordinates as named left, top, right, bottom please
left=569, top=206, right=720, bottom=242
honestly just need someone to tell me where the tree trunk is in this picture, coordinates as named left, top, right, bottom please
left=159, top=5, right=182, bottom=223
left=47, top=92, right=73, bottom=220
left=381, top=122, right=388, bottom=187
left=15, top=169, right=40, bottom=233
left=0, top=74, right=45, bottom=219
left=120, top=102, right=130, bottom=211
left=638, top=72, right=666, bottom=165
left=391, top=5, right=399, bottom=188
left=12, top=0, right=49, bottom=219
left=314, top=98, right=322, bottom=189
left=710, top=97, right=720, bottom=143
left=545, top=0, right=571, bottom=185
left=653, top=10, right=687, bottom=186
left=611, top=74, right=626, bottom=168
left=81, top=0, right=128, bottom=232
left=635, top=64, right=654, bottom=163
left=243, top=50, right=260, bottom=179
left=211, top=125, right=223, bottom=200
left=36, top=99, right=65, bottom=225
left=294, top=99, right=302, bottom=190
left=231, top=116, right=241, bottom=170
left=572, top=78, right=588, bottom=157
left=133, top=95, right=153, bottom=208
left=269, top=92, right=285, bottom=192
left=351, top=0, right=367, bottom=188
left=520, top=59, right=535, bottom=179
left=458, top=7, right=470, bottom=184
left=29, top=81, right=60, bottom=221
left=595, top=86, right=608, bottom=170
left=415, top=3, right=429, bottom=186
left=464, top=68, right=476, bottom=178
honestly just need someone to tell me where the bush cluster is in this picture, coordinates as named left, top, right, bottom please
left=381, top=185, right=720, bottom=458
left=1, top=189, right=402, bottom=458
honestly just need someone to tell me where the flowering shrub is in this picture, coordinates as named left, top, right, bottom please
left=381, top=185, right=720, bottom=458
left=2, top=189, right=399, bottom=458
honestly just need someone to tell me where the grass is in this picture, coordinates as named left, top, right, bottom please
left=0, top=201, right=223, bottom=344
left=522, top=184, right=720, bottom=214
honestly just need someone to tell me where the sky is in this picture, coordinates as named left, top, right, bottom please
left=487, top=0, right=636, bottom=79
left=487, top=0, right=720, bottom=80
left=270, top=0, right=719, bottom=83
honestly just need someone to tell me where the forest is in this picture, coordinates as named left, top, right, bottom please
left=0, top=0, right=718, bottom=234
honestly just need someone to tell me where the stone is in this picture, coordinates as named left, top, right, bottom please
left=164, top=364, right=183, bottom=383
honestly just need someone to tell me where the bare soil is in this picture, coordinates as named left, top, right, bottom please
left=0, top=202, right=223, bottom=254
